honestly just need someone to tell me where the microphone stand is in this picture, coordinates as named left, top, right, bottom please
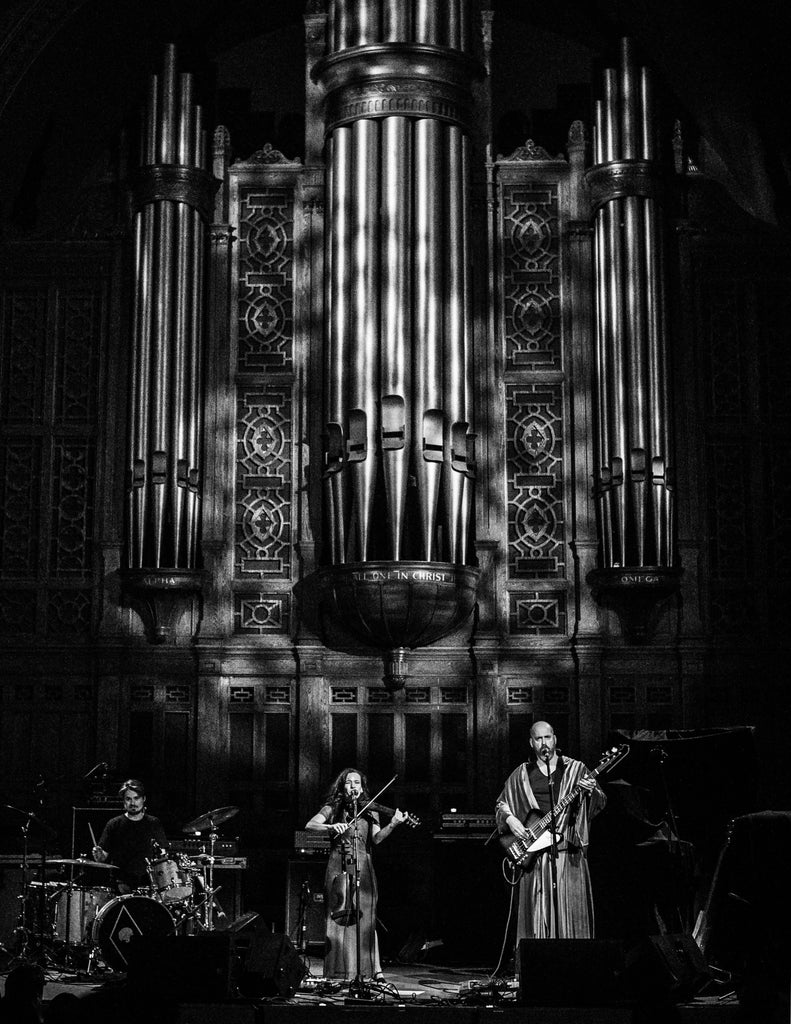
left=544, top=751, right=561, bottom=937
left=347, top=796, right=370, bottom=1000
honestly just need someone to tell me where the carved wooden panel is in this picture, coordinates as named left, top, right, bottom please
left=325, top=681, right=474, bottom=817
left=0, top=272, right=103, bottom=639
left=0, top=676, right=96, bottom=817
left=227, top=680, right=295, bottom=837
left=496, top=166, right=569, bottom=635
left=602, top=675, right=677, bottom=734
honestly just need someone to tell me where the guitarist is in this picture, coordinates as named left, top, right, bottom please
left=496, top=721, right=606, bottom=943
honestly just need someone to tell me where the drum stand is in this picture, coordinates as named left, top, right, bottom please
left=6, top=806, right=57, bottom=967
left=194, top=829, right=223, bottom=931
left=12, top=812, right=37, bottom=959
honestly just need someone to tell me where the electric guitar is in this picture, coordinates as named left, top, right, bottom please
left=499, top=744, right=629, bottom=869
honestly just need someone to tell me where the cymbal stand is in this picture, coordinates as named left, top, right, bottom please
left=197, top=828, right=222, bottom=932
left=12, top=813, right=35, bottom=958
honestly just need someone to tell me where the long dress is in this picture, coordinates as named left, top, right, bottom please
left=320, top=805, right=382, bottom=979
left=496, top=757, right=606, bottom=941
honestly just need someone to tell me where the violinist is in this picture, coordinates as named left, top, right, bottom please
left=306, top=767, right=407, bottom=981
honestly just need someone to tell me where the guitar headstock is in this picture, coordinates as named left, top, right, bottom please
left=594, top=744, right=629, bottom=775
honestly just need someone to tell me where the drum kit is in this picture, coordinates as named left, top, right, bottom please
left=4, top=803, right=240, bottom=973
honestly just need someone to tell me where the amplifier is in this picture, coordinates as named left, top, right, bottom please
left=293, top=830, right=329, bottom=854
left=439, top=813, right=495, bottom=830
left=202, top=857, right=247, bottom=869
left=168, top=837, right=239, bottom=856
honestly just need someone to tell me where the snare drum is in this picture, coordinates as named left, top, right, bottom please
left=147, top=855, right=193, bottom=904
left=53, top=886, right=113, bottom=945
left=91, top=894, right=174, bottom=971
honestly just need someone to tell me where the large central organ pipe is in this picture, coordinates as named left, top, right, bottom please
left=317, top=0, right=477, bottom=567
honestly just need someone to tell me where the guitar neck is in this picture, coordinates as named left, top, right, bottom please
left=532, top=762, right=603, bottom=834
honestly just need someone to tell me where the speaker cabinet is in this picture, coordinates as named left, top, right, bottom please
left=237, top=926, right=306, bottom=998
left=285, top=859, right=326, bottom=952
left=518, top=938, right=625, bottom=1006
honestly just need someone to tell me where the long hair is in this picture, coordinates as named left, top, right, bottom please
left=323, top=767, right=371, bottom=823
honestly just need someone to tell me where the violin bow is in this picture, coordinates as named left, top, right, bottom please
left=351, top=773, right=398, bottom=823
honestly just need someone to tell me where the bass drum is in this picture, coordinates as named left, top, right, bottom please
left=91, top=894, right=174, bottom=971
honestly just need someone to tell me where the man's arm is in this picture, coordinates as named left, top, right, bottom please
left=93, top=819, right=113, bottom=862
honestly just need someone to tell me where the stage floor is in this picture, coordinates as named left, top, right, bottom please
left=5, top=955, right=743, bottom=1023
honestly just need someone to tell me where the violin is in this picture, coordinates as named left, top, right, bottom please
left=330, top=871, right=360, bottom=924
left=366, top=801, right=421, bottom=828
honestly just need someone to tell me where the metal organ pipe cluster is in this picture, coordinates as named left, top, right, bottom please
left=311, top=0, right=481, bottom=683
left=125, top=45, right=214, bottom=573
left=587, top=39, right=675, bottom=573
left=316, top=0, right=477, bottom=567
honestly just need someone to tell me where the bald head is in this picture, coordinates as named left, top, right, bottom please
left=529, top=721, right=557, bottom=761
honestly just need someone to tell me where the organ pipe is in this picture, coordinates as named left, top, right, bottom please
left=587, top=39, right=676, bottom=575
left=125, top=45, right=215, bottom=573
left=314, top=0, right=479, bottom=568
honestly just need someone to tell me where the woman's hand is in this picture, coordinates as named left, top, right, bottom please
left=329, top=822, right=349, bottom=837
left=390, top=808, right=408, bottom=827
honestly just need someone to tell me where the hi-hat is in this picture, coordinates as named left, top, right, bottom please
left=182, top=805, right=239, bottom=833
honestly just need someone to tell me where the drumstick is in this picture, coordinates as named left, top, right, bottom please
left=88, top=822, right=98, bottom=849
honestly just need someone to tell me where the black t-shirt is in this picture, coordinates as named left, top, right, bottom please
left=526, top=759, right=567, bottom=815
left=97, top=813, right=168, bottom=888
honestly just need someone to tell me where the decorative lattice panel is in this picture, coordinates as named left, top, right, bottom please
left=50, top=442, right=95, bottom=577
left=509, top=591, right=567, bottom=634
left=55, top=289, right=102, bottom=424
left=0, top=287, right=47, bottom=424
left=233, top=593, right=290, bottom=635
left=237, top=187, right=294, bottom=373
left=506, top=383, right=565, bottom=579
left=0, top=440, right=42, bottom=579
left=500, top=181, right=561, bottom=373
left=701, top=280, right=749, bottom=420
left=0, top=273, right=103, bottom=638
left=235, top=383, right=292, bottom=580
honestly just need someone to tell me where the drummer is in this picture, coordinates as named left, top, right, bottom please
left=92, top=779, right=167, bottom=893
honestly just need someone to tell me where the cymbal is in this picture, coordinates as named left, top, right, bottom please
left=182, top=805, right=239, bottom=833
left=2, top=803, right=55, bottom=833
left=48, top=858, right=118, bottom=870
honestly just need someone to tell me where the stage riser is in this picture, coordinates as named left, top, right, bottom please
left=177, top=1006, right=637, bottom=1023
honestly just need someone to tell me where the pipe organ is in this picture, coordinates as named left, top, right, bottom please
left=311, top=0, right=481, bottom=684
left=116, top=26, right=682, bottom=654
left=122, top=45, right=217, bottom=640
left=586, top=39, right=680, bottom=638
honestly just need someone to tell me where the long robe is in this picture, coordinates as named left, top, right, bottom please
left=496, top=757, right=606, bottom=941
left=319, top=805, right=382, bottom=979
